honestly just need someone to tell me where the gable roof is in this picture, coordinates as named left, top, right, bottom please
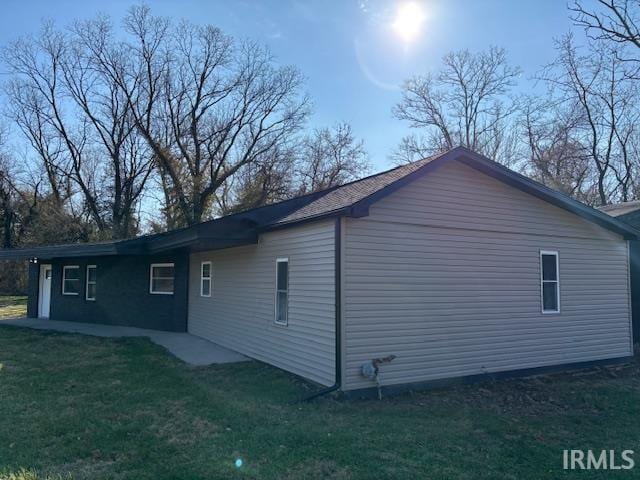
left=1, top=146, right=637, bottom=260
left=452, top=149, right=639, bottom=239
left=275, top=155, right=440, bottom=225
left=274, top=146, right=639, bottom=239
left=599, top=201, right=640, bottom=218
left=598, top=201, right=640, bottom=230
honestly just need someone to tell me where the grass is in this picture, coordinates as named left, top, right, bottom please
left=0, top=296, right=27, bottom=319
left=0, top=325, right=638, bottom=480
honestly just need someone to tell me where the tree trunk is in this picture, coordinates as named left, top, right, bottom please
left=2, top=209, right=14, bottom=248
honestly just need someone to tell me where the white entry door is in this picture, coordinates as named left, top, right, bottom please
left=38, top=264, right=52, bottom=319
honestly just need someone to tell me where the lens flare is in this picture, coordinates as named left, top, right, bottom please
left=392, top=2, right=426, bottom=43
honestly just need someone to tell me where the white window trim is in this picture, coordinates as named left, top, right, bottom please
left=85, top=265, right=97, bottom=301
left=274, top=257, right=289, bottom=326
left=200, top=261, right=212, bottom=297
left=62, top=266, right=80, bottom=296
left=149, top=263, right=175, bottom=295
left=540, top=250, right=560, bottom=314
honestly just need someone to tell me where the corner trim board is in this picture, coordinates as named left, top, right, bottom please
left=298, top=217, right=342, bottom=401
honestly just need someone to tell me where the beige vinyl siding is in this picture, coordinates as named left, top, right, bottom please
left=188, top=220, right=335, bottom=386
left=343, top=160, right=632, bottom=391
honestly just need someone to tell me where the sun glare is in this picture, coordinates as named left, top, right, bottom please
left=392, top=2, right=426, bottom=43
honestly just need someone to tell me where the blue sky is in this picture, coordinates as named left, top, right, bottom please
left=0, top=0, right=581, bottom=172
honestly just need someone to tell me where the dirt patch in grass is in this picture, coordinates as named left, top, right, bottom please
left=0, top=470, right=71, bottom=480
left=45, top=459, right=116, bottom=480
left=427, top=364, right=637, bottom=417
left=148, top=400, right=220, bottom=446
left=283, top=460, right=352, bottom=480
left=0, top=296, right=27, bottom=319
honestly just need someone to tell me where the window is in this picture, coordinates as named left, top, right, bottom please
left=150, top=263, right=175, bottom=295
left=86, top=265, right=97, bottom=301
left=200, top=261, right=212, bottom=297
left=275, top=258, right=289, bottom=325
left=62, top=266, right=80, bottom=295
left=540, top=251, right=560, bottom=313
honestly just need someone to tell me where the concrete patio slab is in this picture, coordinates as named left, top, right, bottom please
left=0, top=317, right=248, bottom=366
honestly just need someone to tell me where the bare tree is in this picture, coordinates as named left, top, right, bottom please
left=73, top=6, right=309, bottom=227
left=0, top=125, right=40, bottom=248
left=61, top=34, right=156, bottom=238
left=538, top=34, right=640, bottom=205
left=0, top=135, right=87, bottom=250
left=0, top=156, right=24, bottom=248
left=3, top=21, right=155, bottom=239
left=3, top=26, right=73, bottom=209
left=571, top=1, right=640, bottom=59
left=520, top=99, right=598, bottom=204
left=217, top=145, right=295, bottom=215
left=296, top=122, right=369, bottom=194
left=215, top=122, right=369, bottom=214
left=393, top=47, right=521, bottom=164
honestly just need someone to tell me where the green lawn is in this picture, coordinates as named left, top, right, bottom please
left=0, top=296, right=27, bottom=319
left=0, top=326, right=638, bottom=480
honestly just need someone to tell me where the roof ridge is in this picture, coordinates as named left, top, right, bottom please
left=1, top=156, right=442, bottom=251
left=273, top=149, right=453, bottom=225
left=454, top=147, right=640, bottom=238
left=3, top=146, right=638, bottom=260
left=172, top=151, right=447, bottom=230
left=205, top=151, right=445, bottom=221
left=600, top=200, right=640, bottom=208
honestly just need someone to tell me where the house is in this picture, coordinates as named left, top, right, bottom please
left=0, top=147, right=636, bottom=396
left=598, top=201, right=640, bottom=344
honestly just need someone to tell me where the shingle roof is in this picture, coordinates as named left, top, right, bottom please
left=275, top=154, right=442, bottom=224
left=0, top=185, right=334, bottom=260
left=1, top=146, right=638, bottom=260
left=598, top=201, right=640, bottom=218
